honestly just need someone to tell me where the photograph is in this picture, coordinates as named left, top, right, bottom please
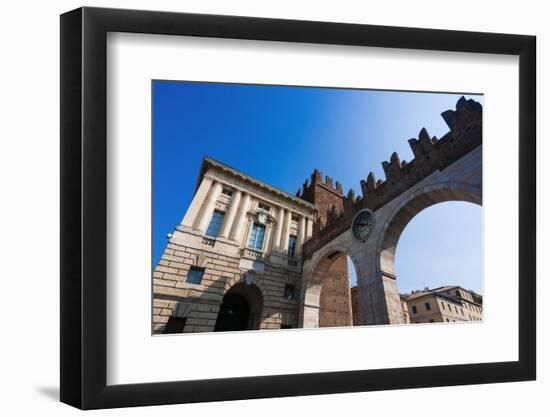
left=151, top=81, right=483, bottom=334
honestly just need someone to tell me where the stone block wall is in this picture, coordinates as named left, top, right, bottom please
left=153, top=241, right=241, bottom=333
left=153, top=235, right=302, bottom=334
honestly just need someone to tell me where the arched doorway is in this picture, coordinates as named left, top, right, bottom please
left=214, top=283, right=263, bottom=332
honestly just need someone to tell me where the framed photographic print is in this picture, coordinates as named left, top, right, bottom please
left=60, top=6, right=536, bottom=409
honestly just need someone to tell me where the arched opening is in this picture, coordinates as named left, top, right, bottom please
left=379, top=183, right=481, bottom=278
left=396, top=201, right=482, bottom=293
left=378, top=183, right=482, bottom=325
left=395, top=201, right=482, bottom=324
left=300, top=246, right=361, bottom=328
left=214, top=283, right=263, bottom=332
left=318, top=252, right=353, bottom=327
left=348, top=257, right=360, bottom=325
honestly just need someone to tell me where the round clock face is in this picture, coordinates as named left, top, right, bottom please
left=352, top=209, right=375, bottom=242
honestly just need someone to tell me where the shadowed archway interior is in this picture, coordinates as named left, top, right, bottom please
left=214, top=283, right=264, bottom=332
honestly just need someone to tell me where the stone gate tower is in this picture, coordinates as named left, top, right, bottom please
left=297, top=171, right=353, bottom=327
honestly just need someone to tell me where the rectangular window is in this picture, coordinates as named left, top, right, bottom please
left=258, top=202, right=271, bottom=212
left=412, top=305, right=418, bottom=314
left=221, top=188, right=233, bottom=196
left=441, top=303, right=446, bottom=310
left=287, top=235, right=297, bottom=258
left=205, top=210, right=225, bottom=237
left=186, top=266, right=204, bottom=285
left=284, top=284, right=296, bottom=300
left=248, top=223, right=266, bottom=251
left=163, top=317, right=187, bottom=334
left=425, top=302, right=431, bottom=311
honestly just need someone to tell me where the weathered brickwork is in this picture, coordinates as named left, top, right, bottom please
left=299, top=171, right=352, bottom=327
left=319, top=255, right=352, bottom=327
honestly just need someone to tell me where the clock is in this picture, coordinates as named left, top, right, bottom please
left=351, top=209, right=375, bottom=242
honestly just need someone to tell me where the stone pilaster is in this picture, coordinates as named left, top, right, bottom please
left=296, top=216, right=306, bottom=256
left=231, top=193, right=251, bottom=244
left=271, top=207, right=284, bottom=252
left=218, top=190, right=241, bottom=238
left=181, top=176, right=213, bottom=228
left=281, top=209, right=292, bottom=254
left=195, top=181, right=222, bottom=234
left=306, top=218, right=313, bottom=239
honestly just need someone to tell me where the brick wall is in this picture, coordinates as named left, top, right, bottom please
left=299, top=171, right=353, bottom=327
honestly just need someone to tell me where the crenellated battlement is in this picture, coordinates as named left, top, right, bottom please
left=297, top=169, right=344, bottom=199
left=301, top=96, right=482, bottom=260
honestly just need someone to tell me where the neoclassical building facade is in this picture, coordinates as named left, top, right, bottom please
left=153, top=157, right=318, bottom=333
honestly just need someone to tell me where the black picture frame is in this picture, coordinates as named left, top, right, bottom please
left=60, top=6, right=536, bottom=410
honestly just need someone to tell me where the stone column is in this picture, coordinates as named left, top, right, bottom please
left=195, top=181, right=223, bottom=234
left=295, top=216, right=306, bottom=256
left=270, top=207, right=284, bottom=252
left=355, top=248, right=405, bottom=325
left=230, top=193, right=251, bottom=244
left=281, top=210, right=292, bottom=254
left=218, top=190, right=241, bottom=238
left=306, top=217, right=313, bottom=239
left=181, top=176, right=213, bottom=228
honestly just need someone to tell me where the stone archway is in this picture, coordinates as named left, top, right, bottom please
left=300, top=97, right=483, bottom=328
left=377, top=181, right=482, bottom=279
left=300, top=180, right=482, bottom=328
left=352, top=180, right=482, bottom=325
left=299, top=243, right=361, bottom=328
left=215, top=281, right=264, bottom=331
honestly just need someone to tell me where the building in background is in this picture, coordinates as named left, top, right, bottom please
left=400, top=286, right=483, bottom=324
left=400, top=294, right=411, bottom=324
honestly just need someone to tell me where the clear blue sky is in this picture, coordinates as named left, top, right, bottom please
left=153, top=81, right=483, bottom=294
